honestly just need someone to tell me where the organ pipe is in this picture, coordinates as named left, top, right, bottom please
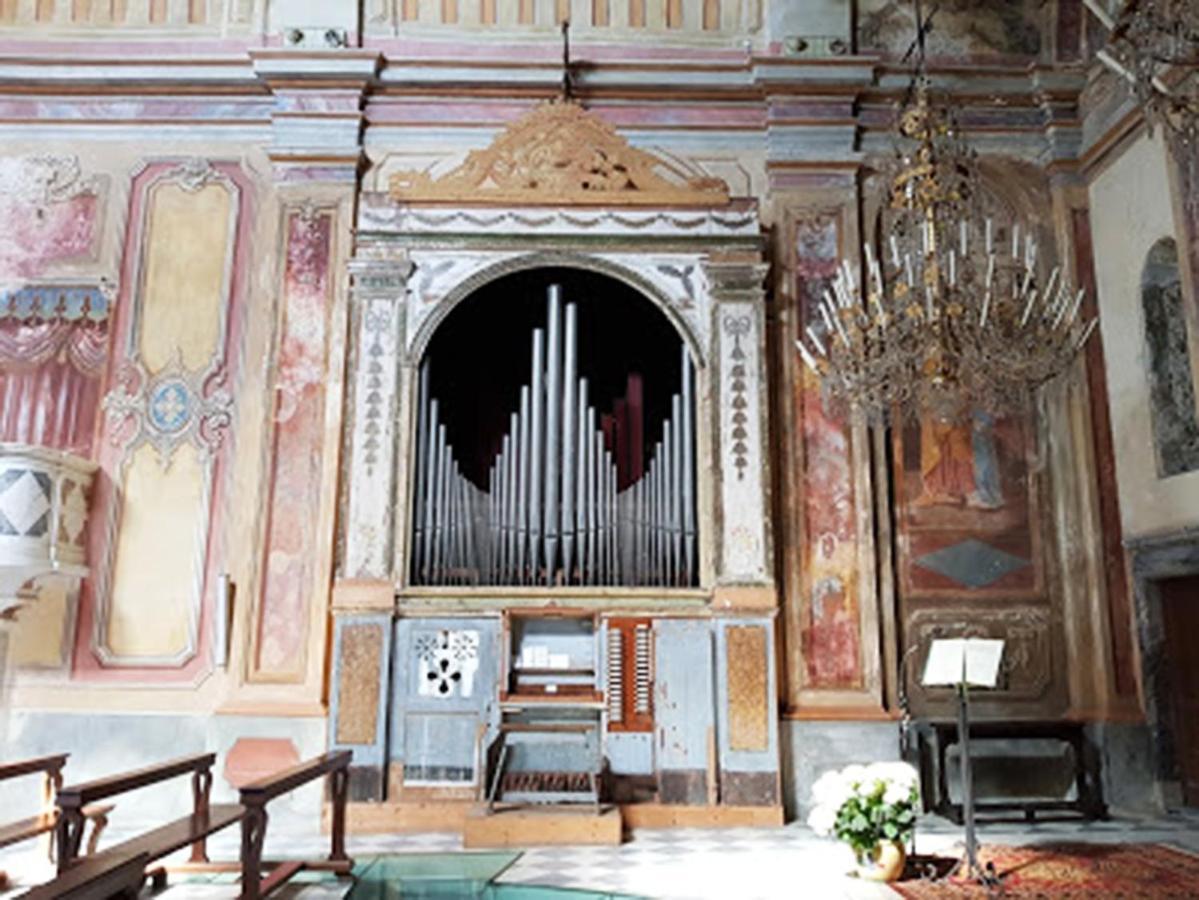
left=410, top=284, right=698, bottom=587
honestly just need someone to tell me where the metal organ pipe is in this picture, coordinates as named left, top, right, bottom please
left=560, top=304, right=577, bottom=586
left=529, top=330, right=545, bottom=583
left=410, top=284, right=699, bottom=587
left=543, top=290, right=563, bottom=586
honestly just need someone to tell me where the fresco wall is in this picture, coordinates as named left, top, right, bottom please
left=0, top=0, right=1156, bottom=824
left=1090, top=135, right=1199, bottom=540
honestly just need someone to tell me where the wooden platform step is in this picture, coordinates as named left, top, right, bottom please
left=464, top=804, right=622, bottom=849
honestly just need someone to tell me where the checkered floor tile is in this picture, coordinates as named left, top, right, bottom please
left=4, top=815, right=1199, bottom=899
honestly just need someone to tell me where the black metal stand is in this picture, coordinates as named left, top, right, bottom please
left=955, top=682, right=999, bottom=887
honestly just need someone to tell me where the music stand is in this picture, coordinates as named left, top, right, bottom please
left=922, top=637, right=1005, bottom=885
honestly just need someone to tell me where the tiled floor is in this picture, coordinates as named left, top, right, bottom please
left=2, top=813, right=1198, bottom=899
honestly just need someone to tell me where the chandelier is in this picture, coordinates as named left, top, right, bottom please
left=1089, top=0, right=1199, bottom=151
left=795, top=9, right=1096, bottom=424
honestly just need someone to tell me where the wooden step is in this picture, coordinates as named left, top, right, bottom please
left=464, top=804, right=621, bottom=848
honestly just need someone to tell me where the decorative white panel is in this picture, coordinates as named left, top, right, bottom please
left=718, top=303, right=766, bottom=581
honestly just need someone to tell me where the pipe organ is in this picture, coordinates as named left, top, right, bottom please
left=411, top=284, right=698, bottom=588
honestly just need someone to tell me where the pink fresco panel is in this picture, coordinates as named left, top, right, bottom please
left=74, top=160, right=254, bottom=683
left=0, top=189, right=97, bottom=285
left=793, top=214, right=863, bottom=690
left=254, top=210, right=334, bottom=678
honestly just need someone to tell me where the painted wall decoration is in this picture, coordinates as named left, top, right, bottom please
left=344, top=256, right=410, bottom=580
left=0, top=286, right=109, bottom=456
left=858, top=0, right=1042, bottom=60
left=76, top=158, right=252, bottom=677
left=894, top=412, right=1041, bottom=599
left=415, top=629, right=480, bottom=698
left=251, top=207, right=335, bottom=681
left=718, top=303, right=767, bottom=581
left=792, top=213, right=862, bottom=691
left=0, top=156, right=101, bottom=291
left=1140, top=238, right=1199, bottom=477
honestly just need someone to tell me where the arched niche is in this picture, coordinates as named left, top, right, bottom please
left=410, top=266, right=699, bottom=589
left=1141, top=237, right=1199, bottom=477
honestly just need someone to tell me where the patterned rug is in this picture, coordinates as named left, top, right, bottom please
left=890, top=843, right=1199, bottom=898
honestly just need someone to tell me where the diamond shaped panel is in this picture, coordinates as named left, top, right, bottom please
left=0, top=469, right=52, bottom=537
left=914, top=538, right=1030, bottom=589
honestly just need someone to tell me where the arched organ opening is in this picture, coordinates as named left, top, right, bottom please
left=411, top=272, right=697, bottom=588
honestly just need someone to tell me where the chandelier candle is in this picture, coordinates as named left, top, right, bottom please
left=793, top=66, right=1096, bottom=421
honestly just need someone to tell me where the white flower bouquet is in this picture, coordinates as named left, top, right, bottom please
left=806, top=762, right=920, bottom=861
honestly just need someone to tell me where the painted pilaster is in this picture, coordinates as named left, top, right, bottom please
left=226, top=48, right=377, bottom=711
left=705, top=256, right=773, bottom=607
left=343, top=257, right=411, bottom=582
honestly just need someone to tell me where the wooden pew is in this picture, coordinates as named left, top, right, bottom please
left=238, top=750, right=352, bottom=900
left=0, top=754, right=112, bottom=890
left=17, top=852, right=149, bottom=900
left=52, top=750, right=352, bottom=899
left=54, top=752, right=243, bottom=887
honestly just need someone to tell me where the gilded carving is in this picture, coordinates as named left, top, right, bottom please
left=389, top=100, right=730, bottom=207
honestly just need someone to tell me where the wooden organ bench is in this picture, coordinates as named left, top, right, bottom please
left=45, top=749, right=352, bottom=900
left=0, top=753, right=112, bottom=891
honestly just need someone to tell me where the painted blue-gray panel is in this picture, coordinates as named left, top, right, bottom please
left=715, top=617, right=780, bottom=774
left=654, top=619, right=714, bottom=772
left=606, top=732, right=654, bottom=775
left=403, top=712, right=478, bottom=783
left=391, top=617, right=501, bottom=782
left=328, top=613, right=393, bottom=768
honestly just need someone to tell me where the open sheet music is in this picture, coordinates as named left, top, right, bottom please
left=922, top=638, right=1004, bottom=688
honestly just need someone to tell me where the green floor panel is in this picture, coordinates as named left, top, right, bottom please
left=348, top=853, right=641, bottom=900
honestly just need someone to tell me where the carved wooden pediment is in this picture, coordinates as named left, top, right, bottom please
left=388, top=99, right=730, bottom=207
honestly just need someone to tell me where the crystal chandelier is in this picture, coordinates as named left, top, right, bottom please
left=795, top=9, right=1097, bottom=424
left=1088, top=0, right=1199, bottom=151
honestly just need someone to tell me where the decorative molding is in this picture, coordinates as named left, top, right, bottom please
left=0, top=283, right=111, bottom=322
left=388, top=99, right=730, bottom=208
left=166, top=158, right=223, bottom=194
left=908, top=606, right=1053, bottom=702
left=359, top=201, right=759, bottom=238
left=102, top=350, right=234, bottom=470
left=82, top=159, right=249, bottom=676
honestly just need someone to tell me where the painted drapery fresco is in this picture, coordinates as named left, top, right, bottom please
left=793, top=214, right=862, bottom=691
left=895, top=412, right=1040, bottom=599
left=253, top=208, right=334, bottom=681
left=0, top=289, right=108, bottom=456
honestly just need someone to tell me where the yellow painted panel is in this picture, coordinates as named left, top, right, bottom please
left=107, top=443, right=203, bottom=659
left=11, top=575, right=71, bottom=668
left=139, top=180, right=232, bottom=374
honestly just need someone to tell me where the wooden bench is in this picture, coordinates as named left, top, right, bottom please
left=52, top=749, right=352, bottom=899
left=17, top=852, right=148, bottom=900
left=0, top=754, right=112, bottom=891
left=238, top=749, right=352, bottom=900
